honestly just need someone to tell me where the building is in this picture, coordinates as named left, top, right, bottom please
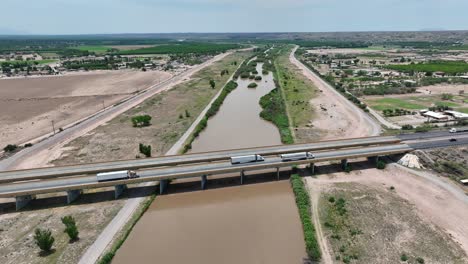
left=444, top=110, right=468, bottom=119
left=421, top=110, right=448, bottom=120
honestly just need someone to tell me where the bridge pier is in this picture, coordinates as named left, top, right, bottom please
left=15, top=195, right=35, bottom=211
left=276, top=168, right=280, bottom=180
left=201, top=175, right=207, bottom=190
left=368, top=156, right=380, bottom=164
left=310, top=163, right=315, bottom=175
left=66, top=189, right=82, bottom=204
left=341, top=159, right=348, bottom=170
left=240, top=170, right=245, bottom=185
left=159, top=179, right=169, bottom=194
left=114, top=184, right=127, bottom=199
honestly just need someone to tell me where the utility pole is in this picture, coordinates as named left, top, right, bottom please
left=51, top=120, right=56, bottom=135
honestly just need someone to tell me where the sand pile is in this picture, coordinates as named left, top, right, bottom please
left=398, top=154, right=424, bottom=169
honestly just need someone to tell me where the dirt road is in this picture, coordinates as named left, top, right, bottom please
left=0, top=51, right=234, bottom=171
left=307, top=183, right=333, bottom=264
left=289, top=46, right=381, bottom=139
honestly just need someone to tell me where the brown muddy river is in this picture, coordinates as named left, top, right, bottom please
left=189, top=62, right=281, bottom=152
left=113, top=62, right=306, bottom=264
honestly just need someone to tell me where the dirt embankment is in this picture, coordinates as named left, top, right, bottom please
left=290, top=47, right=380, bottom=140
left=0, top=70, right=172, bottom=146
left=305, top=162, right=468, bottom=263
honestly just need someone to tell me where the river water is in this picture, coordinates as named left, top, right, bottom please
left=113, top=63, right=306, bottom=264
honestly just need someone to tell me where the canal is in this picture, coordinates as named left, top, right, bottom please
left=113, top=62, right=306, bottom=264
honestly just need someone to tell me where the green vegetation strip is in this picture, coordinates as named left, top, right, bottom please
left=182, top=80, right=238, bottom=153
left=97, top=193, right=157, bottom=264
left=290, top=174, right=321, bottom=261
left=119, top=42, right=240, bottom=55
left=386, top=61, right=468, bottom=75
left=259, top=88, right=294, bottom=144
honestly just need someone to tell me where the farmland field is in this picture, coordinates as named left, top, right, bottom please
left=76, top=45, right=111, bottom=53
left=365, top=94, right=468, bottom=113
left=386, top=61, right=468, bottom=74
left=118, top=42, right=240, bottom=55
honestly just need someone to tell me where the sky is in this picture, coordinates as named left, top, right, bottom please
left=2, top=0, right=468, bottom=35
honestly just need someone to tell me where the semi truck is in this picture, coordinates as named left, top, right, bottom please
left=96, top=170, right=138, bottom=182
left=231, top=154, right=265, bottom=164
left=280, top=152, right=315, bottom=161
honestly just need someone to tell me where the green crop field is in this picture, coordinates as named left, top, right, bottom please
left=1, top=59, right=57, bottom=66
left=76, top=45, right=111, bottom=53
left=386, top=61, right=468, bottom=75
left=366, top=98, right=426, bottom=111
left=118, top=42, right=239, bottom=55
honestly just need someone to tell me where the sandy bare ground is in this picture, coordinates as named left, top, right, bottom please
left=290, top=47, right=381, bottom=139
left=305, top=162, right=468, bottom=259
left=308, top=184, right=333, bottom=264
left=0, top=70, right=172, bottom=146
left=417, top=84, right=468, bottom=95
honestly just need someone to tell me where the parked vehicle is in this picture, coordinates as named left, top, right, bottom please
left=230, top=154, right=265, bottom=164
left=449, top=128, right=457, bottom=133
left=449, top=138, right=457, bottom=142
left=280, top=152, right=315, bottom=161
left=96, top=170, right=138, bottom=182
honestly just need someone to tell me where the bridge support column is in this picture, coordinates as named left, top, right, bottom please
left=341, top=159, right=348, bottom=170
left=66, top=189, right=82, bottom=204
left=310, top=163, right=315, bottom=175
left=368, top=156, right=380, bottom=164
left=240, top=170, right=245, bottom=185
left=276, top=168, right=280, bottom=180
left=159, top=180, right=168, bottom=195
left=114, top=184, right=127, bottom=199
left=15, top=195, right=35, bottom=211
left=201, top=175, right=207, bottom=190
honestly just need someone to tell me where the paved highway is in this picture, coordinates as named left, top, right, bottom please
left=0, top=144, right=412, bottom=198
left=0, top=136, right=400, bottom=183
left=397, top=128, right=468, bottom=141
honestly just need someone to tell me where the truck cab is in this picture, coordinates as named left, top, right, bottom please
left=449, top=128, right=457, bottom=133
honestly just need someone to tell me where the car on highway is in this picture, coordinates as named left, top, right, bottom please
left=230, top=154, right=265, bottom=165
left=449, top=128, right=457, bottom=133
left=280, top=152, right=315, bottom=161
left=449, top=138, right=457, bottom=142
left=97, top=170, right=139, bottom=182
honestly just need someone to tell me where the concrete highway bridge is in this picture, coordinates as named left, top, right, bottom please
left=1, top=131, right=467, bottom=210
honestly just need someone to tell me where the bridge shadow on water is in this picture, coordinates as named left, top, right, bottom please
left=0, top=159, right=387, bottom=214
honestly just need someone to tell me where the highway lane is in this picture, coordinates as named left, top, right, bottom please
left=0, top=144, right=412, bottom=197
left=0, top=136, right=400, bottom=183
left=407, top=136, right=468, bottom=149
left=397, top=128, right=468, bottom=141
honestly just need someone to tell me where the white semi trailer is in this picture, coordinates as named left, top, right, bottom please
left=96, top=170, right=138, bottom=182
left=231, top=154, right=265, bottom=164
left=280, top=152, right=315, bottom=161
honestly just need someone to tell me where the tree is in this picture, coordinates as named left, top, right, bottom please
left=3, top=144, right=18, bottom=152
left=209, top=79, right=216, bottom=89
left=61, top=215, right=79, bottom=242
left=139, top=143, right=152, bottom=157
left=131, top=115, right=152, bottom=127
left=34, top=228, right=55, bottom=253
left=376, top=160, right=386, bottom=170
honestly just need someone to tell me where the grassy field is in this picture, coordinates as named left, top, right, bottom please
left=386, top=61, right=468, bottom=75
left=274, top=45, right=318, bottom=142
left=320, top=182, right=467, bottom=264
left=76, top=45, right=111, bottom=54
left=365, top=95, right=468, bottom=114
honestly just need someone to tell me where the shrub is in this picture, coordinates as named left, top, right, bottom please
left=139, top=143, right=152, bottom=157
left=290, top=174, right=321, bottom=261
left=3, top=144, right=17, bottom=152
left=376, top=160, right=386, bottom=170
left=328, top=196, right=335, bottom=203
left=209, top=79, right=216, bottom=89
left=131, top=115, right=152, bottom=127
left=401, top=124, right=414, bottom=130
left=400, top=253, right=408, bottom=261
left=248, top=82, right=258, bottom=88
left=62, top=216, right=79, bottom=242
left=255, top=75, right=262, bottom=81
left=185, top=110, right=190, bottom=118
left=416, top=257, right=425, bottom=264
left=34, top=228, right=55, bottom=253
left=415, top=125, right=431, bottom=133
left=344, top=164, right=352, bottom=173
left=24, top=143, right=33, bottom=148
